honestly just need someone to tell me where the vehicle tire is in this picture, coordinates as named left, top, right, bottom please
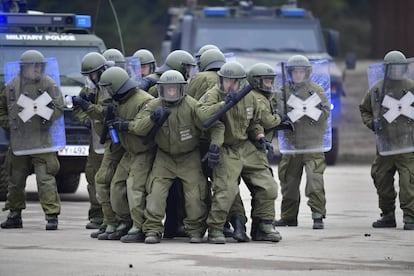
left=325, top=128, right=339, bottom=165
left=0, top=159, right=8, bottom=201
left=56, top=173, right=80, bottom=194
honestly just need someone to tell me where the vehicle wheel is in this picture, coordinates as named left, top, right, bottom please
left=56, top=173, right=80, bottom=194
left=0, top=160, right=8, bottom=201
left=325, top=128, right=339, bottom=165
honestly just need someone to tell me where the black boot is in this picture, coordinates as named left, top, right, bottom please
left=312, top=218, right=324, bottom=229
left=372, top=212, right=396, bottom=228
left=108, top=223, right=131, bottom=240
left=45, top=214, right=58, bottom=230
left=230, top=216, right=249, bottom=242
left=90, top=226, right=106, bottom=238
left=1, top=210, right=23, bottom=229
left=223, top=221, right=234, bottom=238
left=274, top=218, right=298, bottom=227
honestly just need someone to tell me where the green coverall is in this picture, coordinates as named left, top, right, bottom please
left=360, top=78, right=414, bottom=223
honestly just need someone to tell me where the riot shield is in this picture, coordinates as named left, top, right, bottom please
left=126, top=56, right=142, bottom=83
left=367, top=58, right=414, bottom=155
left=0, top=127, right=9, bottom=154
left=5, top=57, right=66, bottom=155
left=276, top=59, right=332, bottom=154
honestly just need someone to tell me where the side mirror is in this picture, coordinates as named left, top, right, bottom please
left=324, top=29, right=340, bottom=57
left=345, top=52, right=357, bottom=70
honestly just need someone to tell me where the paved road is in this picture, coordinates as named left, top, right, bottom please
left=0, top=165, right=413, bottom=276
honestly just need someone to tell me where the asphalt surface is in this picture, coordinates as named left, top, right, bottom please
left=0, top=165, right=413, bottom=276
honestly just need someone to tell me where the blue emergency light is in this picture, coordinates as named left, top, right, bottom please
left=279, top=8, right=306, bottom=17
left=75, top=15, right=91, bottom=28
left=204, top=7, right=229, bottom=17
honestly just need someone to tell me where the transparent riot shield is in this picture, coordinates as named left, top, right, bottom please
left=276, top=59, right=332, bottom=154
left=126, top=56, right=142, bottom=83
left=224, top=52, right=236, bottom=62
left=5, top=57, right=66, bottom=155
left=0, top=127, right=9, bottom=154
left=91, top=120, right=105, bottom=154
left=367, top=58, right=414, bottom=155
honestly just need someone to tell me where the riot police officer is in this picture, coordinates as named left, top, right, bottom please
left=71, top=52, right=111, bottom=230
left=0, top=50, right=64, bottom=230
left=98, top=66, right=155, bottom=242
left=186, top=48, right=226, bottom=100
left=197, top=61, right=281, bottom=243
left=359, top=50, right=414, bottom=230
left=132, top=49, right=157, bottom=77
left=274, top=55, right=330, bottom=230
left=130, top=70, right=224, bottom=243
left=140, top=50, right=195, bottom=97
left=73, top=52, right=125, bottom=239
left=103, top=48, right=127, bottom=70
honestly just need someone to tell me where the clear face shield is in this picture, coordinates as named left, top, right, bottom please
left=182, top=63, right=196, bottom=80
left=20, top=62, right=45, bottom=81
left=254, top=75, right=277, bottom=93
left=158, top=83, right=185, bottom=103
left=288, top=67, right=310, bottom=84
left=386, top=63, right=408, bottom=80
left=219, top=77, right=247, bottom=93
left=83, top=68, right=105, bottom=89
left=97, top=79, right=116, bottom=98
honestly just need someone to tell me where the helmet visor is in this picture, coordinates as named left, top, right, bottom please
left=253, top=75, right=276, bottom=93
left=386, top=64, right=408, bottom=80
left=219, top=77, right=247, bottom=93
left=158, top=83, right=185, bottom=102
left=20, top=62, right=45, bottom=81
left=288, top=66, right=310, bottom=83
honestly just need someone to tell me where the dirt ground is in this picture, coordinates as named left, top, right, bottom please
left=337, top=59, right=378, bottom=164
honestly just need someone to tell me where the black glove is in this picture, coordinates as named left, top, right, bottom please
left=259, top=137, right=274, bottom=160
left=150, top=106, right=170, bottom=125
left=110, top=117, right=129, bottom=132
left=72, top=96, right=91, bottom=111
left=224, top=91, right=239, bottom=104
left=208, top=144, right=220, bottom=168
left=87, top=93, right=97, bottom=103
left=371, top=118, right=382, bottom=132
left=139, top=77, right=158, bottom=91
left=79, top=91, right=89, bottom=101
left=274, top=120, right=295, bottom=132
left=202, top=144, right=220, bottom=168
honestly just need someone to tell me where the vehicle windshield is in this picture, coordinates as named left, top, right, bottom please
left=194, top=19, right=324, bottom=54
left=0, top=46, right=100, bottom=85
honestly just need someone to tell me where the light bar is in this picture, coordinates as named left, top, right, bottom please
left=75, top=15, right=91, bottom=28
left=204, top=7, right=229, bottom=17
left=279, top=8, right=306, bottom=17
left=0, top=13, right=91, bottom=28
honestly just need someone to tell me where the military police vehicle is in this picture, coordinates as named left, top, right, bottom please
left=162, top=1, right=355, bottom=165
left=0, top=7, right=106, bottom=199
